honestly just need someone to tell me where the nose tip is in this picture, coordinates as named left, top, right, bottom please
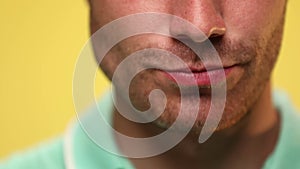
left=208, top=27, right=226, bottom=38
left=169, top=19, right=208, bottom=43
left=170, top=22, right=226, bottom=43
left=169, top=0, right=226, bottom=43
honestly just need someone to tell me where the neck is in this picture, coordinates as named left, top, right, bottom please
left=113, top=81, right=280, bottom=169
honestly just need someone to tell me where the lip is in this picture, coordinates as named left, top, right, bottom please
left=161, top=65, right=238, bottom=86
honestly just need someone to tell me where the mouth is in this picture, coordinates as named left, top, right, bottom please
left=161, top=64, right=240, bottom=87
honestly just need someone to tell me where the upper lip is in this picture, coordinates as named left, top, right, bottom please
left=165, top=64, right=237, bottom=73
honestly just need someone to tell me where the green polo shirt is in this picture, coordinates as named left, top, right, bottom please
left=1, top=90, right=300, bottom=169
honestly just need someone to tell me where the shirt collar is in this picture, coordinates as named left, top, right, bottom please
left=64, top=91, right=134, bottom=169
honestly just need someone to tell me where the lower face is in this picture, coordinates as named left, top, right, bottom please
left=91, top=0, right=286, bottom=132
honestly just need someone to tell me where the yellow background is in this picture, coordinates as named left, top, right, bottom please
left=0, top=0, right=299, bottom=157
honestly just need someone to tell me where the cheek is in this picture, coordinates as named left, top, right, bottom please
left=90, top=0, right=169, bottom=30
left=90, top=0, right=134, bottom=30
left=223, top=0, right=285, bottom=39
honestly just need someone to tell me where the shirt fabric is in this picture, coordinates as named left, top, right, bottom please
left=1, top=90, right=300, bottom=169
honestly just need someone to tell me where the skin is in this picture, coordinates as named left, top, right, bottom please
left=88, top=0, right=286, bottom=168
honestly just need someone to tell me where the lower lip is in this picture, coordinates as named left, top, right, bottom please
left=162, top=66, right=235, bottom=86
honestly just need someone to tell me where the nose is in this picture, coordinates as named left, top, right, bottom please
left=169, top=0, right=226, bottom=42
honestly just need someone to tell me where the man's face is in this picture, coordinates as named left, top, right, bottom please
left=90, top=0, right=286, bottom=131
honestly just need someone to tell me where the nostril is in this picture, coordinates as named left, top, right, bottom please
left=210, top=33, right=221, bottom=38
left=208, top=36, right=223, bottom=46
